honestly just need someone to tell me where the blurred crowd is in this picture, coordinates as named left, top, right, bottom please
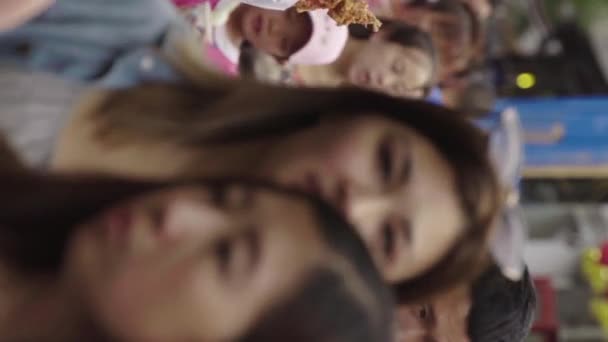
left=0, top=0, right=536, bottom=341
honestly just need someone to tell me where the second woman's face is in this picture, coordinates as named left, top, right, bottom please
left=63, top=185, right=331, bottom=340
left=348, top=40, right=433, bottom=99
left=254, top=115, right=465, bottom=283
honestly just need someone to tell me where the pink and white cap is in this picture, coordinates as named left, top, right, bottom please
left=289, top=9, right=348, bottom=66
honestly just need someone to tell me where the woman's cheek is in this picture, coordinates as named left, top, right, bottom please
left=326, top=129, right=378, bottom=181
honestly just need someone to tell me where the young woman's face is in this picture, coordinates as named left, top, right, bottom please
left=240, top=5, right=312, bottom=61
left=348, top=38, right=433, bottom=99
left=253, top=115, right=465, bottom=283
left=63, top=185, right=331, bottom=340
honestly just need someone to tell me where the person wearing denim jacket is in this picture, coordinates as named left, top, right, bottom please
left=0, top=0, right=196, bottom=88
left=0, top=0, right=205, bottom=167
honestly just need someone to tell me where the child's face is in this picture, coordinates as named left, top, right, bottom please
left=240, top=6, right=312, bottom=61
left=348, top=35, right=433, bottom=99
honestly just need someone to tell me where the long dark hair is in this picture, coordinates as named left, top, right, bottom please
left=0, top=168, right=394, bottom=341
left=468, top=265, right=537, bottom=342
left=86, top=81, right=501, bottom=304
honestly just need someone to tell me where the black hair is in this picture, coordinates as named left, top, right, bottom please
left=240, top=269, right=384, bottom=342
left=239, top=41, right=257, bottom=77
left=349, top=20, right=438, bottom=94
left=468, top=265, right=537, bottom=342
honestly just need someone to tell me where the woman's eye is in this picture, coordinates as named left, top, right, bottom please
left=243, top=228, right=261, bottom=271
left=149, top=204, right=166, bottom=231
left=381, top=222, right=396, bottom=263
left=377, top=137, right=394, bottom=184
left=401, top=219, right=412, bottom=245
left=379, top=218, right=412, bottom=266
left=210, top=185, right=227, bottom=206
left=392, top=60, right=405, bottom=74
left=417, top=305, right=430, bottom=320
left=226, top=186, right=253, bottom=209
left=209, top=185, right=253, bottom=209
left=214, top=229, right=261, bottom=281
left=214, top=237, right=235, bottom=276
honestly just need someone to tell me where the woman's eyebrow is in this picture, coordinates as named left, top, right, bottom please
left=397, top=138, right=413, bottom=185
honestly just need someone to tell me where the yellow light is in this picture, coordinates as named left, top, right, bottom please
left=602, top=268, right=608, bottom=281
left=585, top=248, right=602, bottom=263
left=516, top=73, right=536, bottom=89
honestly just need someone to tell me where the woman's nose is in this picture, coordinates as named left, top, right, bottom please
left=347, top=194, right=393, bottom=226
left=163, top=198, right=227, bottom=240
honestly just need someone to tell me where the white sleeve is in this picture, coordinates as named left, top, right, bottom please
left=239, top=0, right=298, bottom=11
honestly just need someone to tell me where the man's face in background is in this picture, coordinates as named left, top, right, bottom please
left=395, top=284, right=471, bottom=342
